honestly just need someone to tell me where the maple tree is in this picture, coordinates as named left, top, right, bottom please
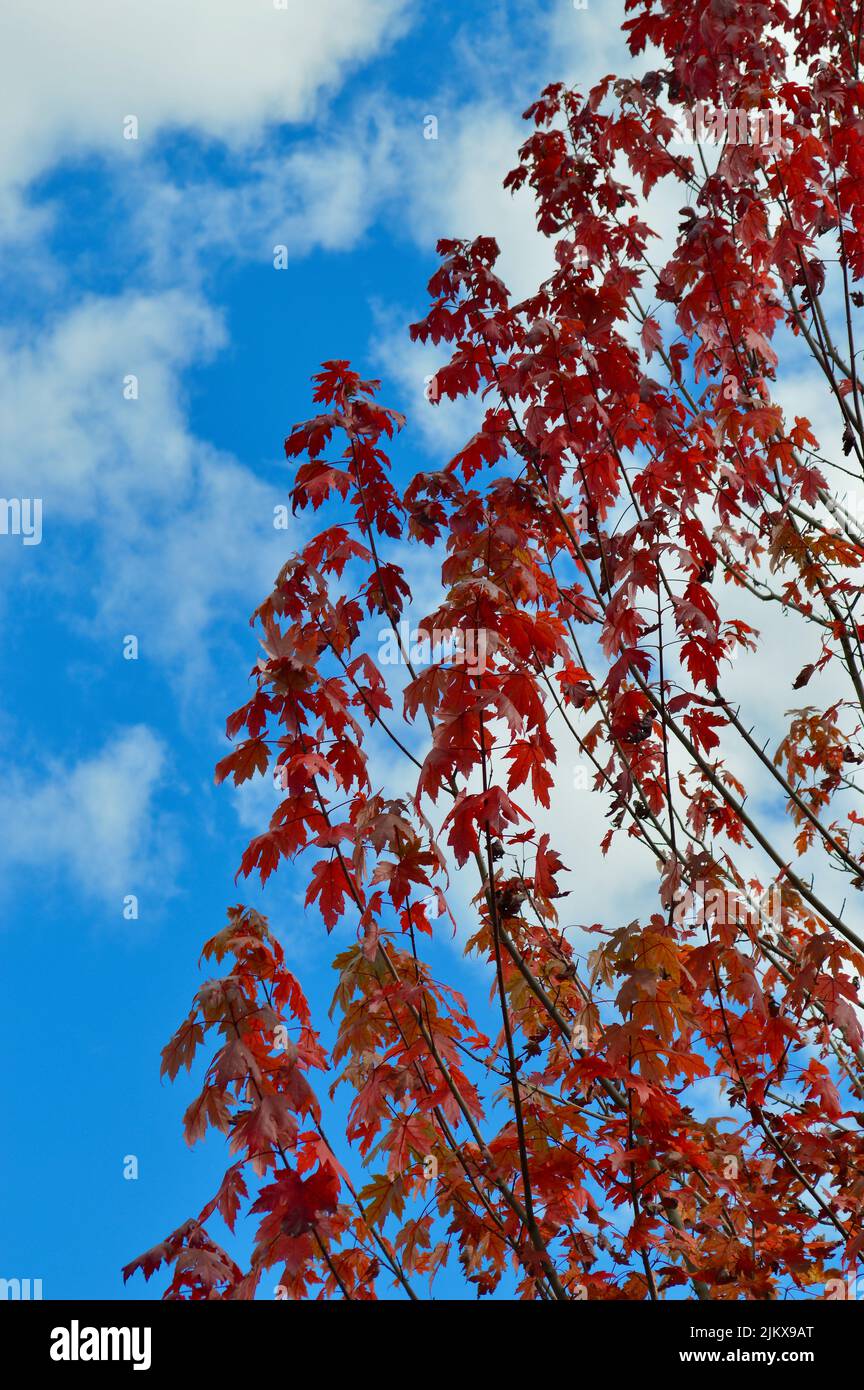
left=125, top=0, right=864, bottom=1300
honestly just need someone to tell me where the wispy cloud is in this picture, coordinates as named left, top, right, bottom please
left=0, top=725, right=176, bottom=909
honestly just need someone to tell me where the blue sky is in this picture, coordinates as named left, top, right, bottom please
left=0, top=0, right=639, bottom=1300
left=5, top=0, right=859, bottom=1304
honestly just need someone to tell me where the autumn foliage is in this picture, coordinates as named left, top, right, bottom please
left=126, top=0, right=864, bottom=1300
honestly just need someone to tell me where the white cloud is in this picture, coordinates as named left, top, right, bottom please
left=128, top=108, right=403, bottom=283
left=0, top=0, right=411, bottom=193
left=0, top=290, right=223, bottom=515
left=400, top=103, right=555, bottom=301
left=547, top=0, right=633, bottom=82
left=0, top=725, right=174, bottom=904
left=370, top=299, right=484, bottom=457
left=94, top=451, right=290, bottom=676
left=0, top=289, right=293, bottom=681
left=363, top=98, right=558, bottom=455
left=128, top=96, right=551, bottom=297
